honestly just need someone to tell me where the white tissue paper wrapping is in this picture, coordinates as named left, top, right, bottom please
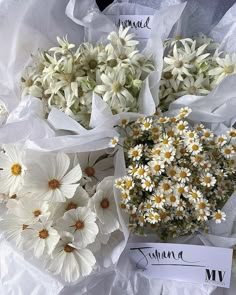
left=165, top=1, right=236, bottom=131
left=0, top=2, right=235, bottom=295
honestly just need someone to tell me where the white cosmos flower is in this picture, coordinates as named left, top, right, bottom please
left=45, top=233, right=96, bottom=282
left=23, top=153, right=82, bottom=202
left=76, top=150, right=114, bottom=186
left=6, top=197, right=49, bottom=224
left=22, top=219, right=60, bottom=258
left=56, top=207, right=98, bottom=248
left=0, top=144, right=26, bottom=195
left=51, top=186, right=89, bottom=219
left=0, top=214, right=27, bottom=247
left=89, top=176, right=120, bottom=235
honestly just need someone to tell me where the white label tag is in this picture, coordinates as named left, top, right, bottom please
left=112, top=15, right=153, bottom=40
left=129, top=243, right=233, bottom=288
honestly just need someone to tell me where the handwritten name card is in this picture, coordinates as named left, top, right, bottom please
left=129, top=243, right=233, bottom=288
left=111, top=15, right=153, bottom=40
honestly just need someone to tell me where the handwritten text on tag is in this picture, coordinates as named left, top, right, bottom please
left=129, top=243, right=233, bottom=288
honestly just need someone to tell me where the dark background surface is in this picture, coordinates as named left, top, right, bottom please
left=96, top=0, right=236, bottom=11
left=96, top=0, right=113, bottom=10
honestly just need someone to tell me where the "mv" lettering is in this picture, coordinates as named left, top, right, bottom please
left=205, top=269, right=226, bottom=283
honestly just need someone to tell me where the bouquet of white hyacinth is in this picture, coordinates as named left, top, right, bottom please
left=159, top=35, right=236, bottom=110
left=0, top=146, right=121, bottom=283
left=21, top=26, right=153, bottom=128
left=115, top=108, right=236, bottom=240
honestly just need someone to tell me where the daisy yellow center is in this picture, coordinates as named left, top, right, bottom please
left=75, top=220, right=84, bottom=229
left=125, top=180, right=133, bottom=188
left=195, top=156, right=202, bottom=163
left=224, top=149, right=231, bottom=155
left=159, top=117, right=167, bottom=123
left=162, top=183, right=170, bottom=191
left=178, top=187, right=185, bottom=194
left=11, top=194, right=17, bottom=199
left=85, top=166, right=95, bottom=177
left=64, top=244, right=74, bottom=253
left=176, top=211, right=183, bottom=216
left=192, top=192, right=198, bottom=199
left=204, top=132, right=210, bottom=138
left=229, top=131, right=236, bottom=137
left=169, top=169, right=176, bottom=177
left=144, top=122, right=151, bottom=128
left=120, top=203, right=126, bottom=209
left=138, top=168, right=145, bottom=175
left=24, top=79, right=33, bottom=87
left=203, top=177, right=211, bottom=184
left=189, top=132, right=194, bottom=138
left=152, top=127, right=159, bottom=133
left=178, top=124, right=185, bottom=130
left=11, top=164, right=22, bottom=176
left=145, top=181, right=151, bottom=187
left=164, top=152, right=171, bottom=159
left=112, top=83, right=122, bottom=93
left=154, top=164, right=161, bottom=172
left=218, top=137, right=225, bottom=143
left=66, top=202, right=77, bottom=211
left=39, top=229, right=49, bottom=239
left=146, top=203, right=152, bottom=209
left=139, top=216, right=145, bottom=222
left=160, top=212, right=167, bottom=219
left=101, top=198, right=110, bottom=209
left=48, top=179, right=60, bottom=190
left=170, top=195, right=176, bottom=202
left=179, top=171, right=187, bottom=178
left=192, top=144, right=199, bottom=151
left=34, top=209, right=41, bottom=217
left=163, top=139, right=169, bottom=144
left=215, top=212, right=222, bottom=219
left=224, top=65, right=234, bottom=74
left=154, top=196, right=162, bottom=203
left=198, top=202, right=206, bottom=209
left=167, top=130, right=174, bottom=137
left=132, top=150, right=139, bottom=157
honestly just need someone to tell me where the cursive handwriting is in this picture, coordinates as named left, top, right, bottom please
left=130, top=246, right=200, bottom=269
left=117, top=17, right=151, bottom=30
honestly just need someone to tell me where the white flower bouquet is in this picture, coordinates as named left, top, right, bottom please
left=0, top=0, right=236, bottom=295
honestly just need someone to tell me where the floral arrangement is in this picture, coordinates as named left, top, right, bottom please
left=159, top=35, right=236, bottom=110
left=115, top=108, right=236, bottom=240
left=0, top=146, right=120, bottom=282
left=21, top=26, right=153, bottom=128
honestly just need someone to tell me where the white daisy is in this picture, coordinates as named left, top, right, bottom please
left=45, top=233, right=96, bottom=282
left=23, top=153, right=82, bottom=202
left=109, top=136, right=119, bottom=148
left=89, top=176, right=119, bottom=235
left=128, top=144, right=143, bottom=161
left=200, top=173, right=216, bottom=187
left=212, top=210, right=226, bottom=224
left=56, top=207, right=98, bottom=248
left=22, top=219, right=60, bottom=258
left=141, top=177, right=155, bottom=192
left=0, top=144, right=26, bottom=195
